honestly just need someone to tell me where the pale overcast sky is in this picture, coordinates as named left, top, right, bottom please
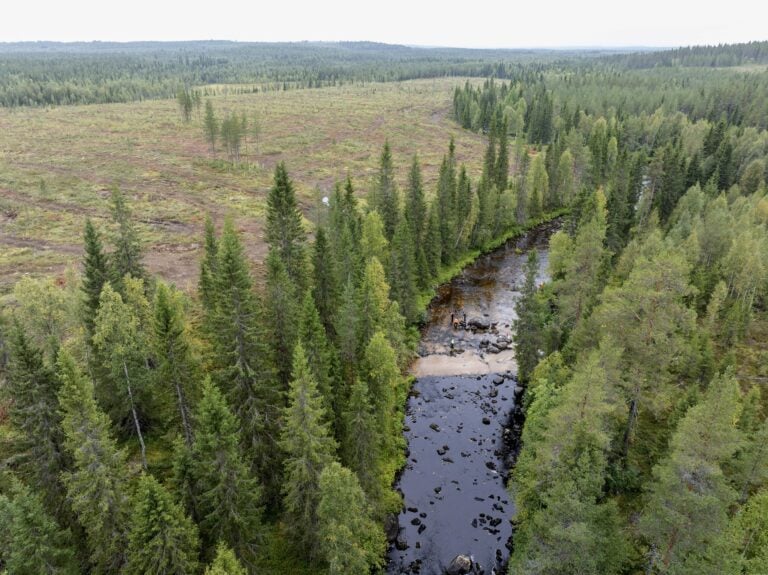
left=2, top=0, right=766, bottom=48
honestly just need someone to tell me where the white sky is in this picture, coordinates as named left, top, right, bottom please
left=2, top=0, right=767, bottom=48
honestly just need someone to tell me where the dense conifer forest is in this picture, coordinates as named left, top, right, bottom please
left=2, top=39, right=768, bottom=574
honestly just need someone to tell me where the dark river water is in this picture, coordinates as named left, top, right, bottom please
left=387, top=221, right=559, bottom=575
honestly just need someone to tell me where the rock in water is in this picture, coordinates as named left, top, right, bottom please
left=468, top=317, right=491, bottom=330
left=384, top=513, right=399, bottom=542
left=446, top=554, right=473, bottom=575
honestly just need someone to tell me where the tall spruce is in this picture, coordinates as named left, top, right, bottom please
left=280, top=343, right=338, bottom=557
left=206, top=219, right=280, bottom=498
left=198, top=215, right=219, bottom=319
left=92, top=282, right=149, bottom=468
left=57, top=350, right=130, bottom=574
left=152, top=282, right=198, bottom=447
left=205, top=543, right=246, bottom=575
left=4, top=324, right=67, bottom=515
left=81, top=218, right=110, bottom=337
left=312, top=226, right=340, bottom=336
left=388, top=218, right=419, bottom=323
left=299, top=293, right=337, bottom=425
left=109, top=187, right=145, bottom=291
left=0, top=479, right=78, bottom=575
left=266, top=162, right=309, bottom=291
left=264, top=249, right=300, bottom=390
left=372, top=140, right=399, bottom=241
left=188, top=378, right=263, bottom=568
left=437, top=140, right=458, bottom=263
left=123, top=474, right=200, bottom=575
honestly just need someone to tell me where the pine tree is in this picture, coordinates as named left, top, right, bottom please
left=4, top=324, right=67, bottom=514
left=109, top=187, right=146, bottom=291
left=203, top=100, right=218, bottom=154
left=266, top=162, right=309, bottom=291
left=81, top=218, right=110, bottom=337
left=312, top=226, right=340, bottom=336
left=189, top=378, right=263, bottom=568
left=280, top=343, right=337, bottom=557
left=153, top=282, right=198, bottom=447
left=317, top=463, right=387, bottom=575
left=372, top=141, right=399, bottom=241
left=0, top=479, right=78, bottom=575
left=123, top=474, right=200, bottom=575
left=514, top=251, right=543, bottom=383
left=57, top=350, right=130, bottom=574
left=92, top=282, right=149, bottom=468
left=264, top=249, right=300, bottom=390
left=388, top=218, right=418, bottom=323
left=206, top=219, right=280, bottom=498
left=640, top=372, right=742, bottom=572
left=204, top=543, right=247, bottom=575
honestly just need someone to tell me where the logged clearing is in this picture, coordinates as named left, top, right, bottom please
left=0, top=78, right=486, bottom=293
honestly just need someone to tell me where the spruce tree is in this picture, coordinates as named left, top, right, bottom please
left=299, top=292, right=337, bottom=425
left=57, top=350, right=130, bottom=574
left=266, top=162, right=308, bottom=291
left=153, top=282, right=198, bottom=447
left=388, top=218, right=418, bottom=323
left=311, top=226, right=340, bottom=336
left=526, top=153, right=548, bottom=220
left=280, top=343, right=338, bottom=557
left=203, top=100, right=218, bottom=154
left=189, top=378, right=263, bottom=568
left=335, top=278, right=360, bottom=380
left=362, top=332, right=403, bottom=460
left=109, top=187, right=145, bottom=291
left=436, top=140, right=458, bottom=264
left=405, top=154, right=427, bottom=244
left=513, top=251, right=543, bottom=384
left=206, top=219, right=280, bottom=498
left=92, top=282, right=149, bottom=468
left=124, top=474, right=200, bottom=575
left=425, top=200, right=442, bottom=280
left=264, top=249, right=300, bottom=390
left=81, top=218, right=110, bottom=337
left=204, top=543, right=247, bottom=575
left=317, top=462, right=387, bottom=575
left=0, top=479, right=78, bottom=575
left=198, top=215, right=219, bottom=319
left=342, top=378, right=386, bottom=509
left=4, top=324, right=67, bottom=514
left=360, top=210, right=390, bottom=267
left=495, top=117, right=509, bottom=191
left=372, top=141, right=399, bottom=241
left=555, top=149, right=575, bottom=207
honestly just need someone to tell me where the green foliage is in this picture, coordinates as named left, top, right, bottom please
left=264, top=249, right=300, bottom=390
left=3, top=324, right=67, bottom=513
left=371, top=141, right=399, bottom=241
left=514, top=251, right=543, bottom=383
left=109, top=187, right=146, bottom=291
left=81, top=218, right=110, bottom=337
left=205, top=543, right=247, bottom=575
left=280, top=343, right=337, bottom=557
left=0, top=479, right=78, bottom=575
left=203, top=99, right=218, bottom=153
left=187, top=378, right=263, bottom=568
left=311, top=226, right=340, bottom=336
left=57, top=350, right=131, bottom=574
left=266, top=162, right=309, bottom=291
left=124, top=474, right=200, bottom=575
left=317, top=463, right=387, bottom=574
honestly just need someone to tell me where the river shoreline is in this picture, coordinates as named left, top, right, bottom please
left=387, top=218, right=560, bottom=574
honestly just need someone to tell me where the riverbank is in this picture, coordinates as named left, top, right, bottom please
left=387, top=217, right=562, bottom=574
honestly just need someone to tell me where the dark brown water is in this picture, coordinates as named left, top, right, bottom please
left=387, top=221, right=559, bottom=575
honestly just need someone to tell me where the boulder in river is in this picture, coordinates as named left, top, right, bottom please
left=468, top=317, right=491, bottom=330
left=446, top=554, right=473, bottom=575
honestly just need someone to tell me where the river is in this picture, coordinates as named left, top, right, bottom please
left=387, top=221, right=560, bottom=575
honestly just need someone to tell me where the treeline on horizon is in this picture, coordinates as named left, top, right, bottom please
left=0, top=39, right=766, bottom=108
